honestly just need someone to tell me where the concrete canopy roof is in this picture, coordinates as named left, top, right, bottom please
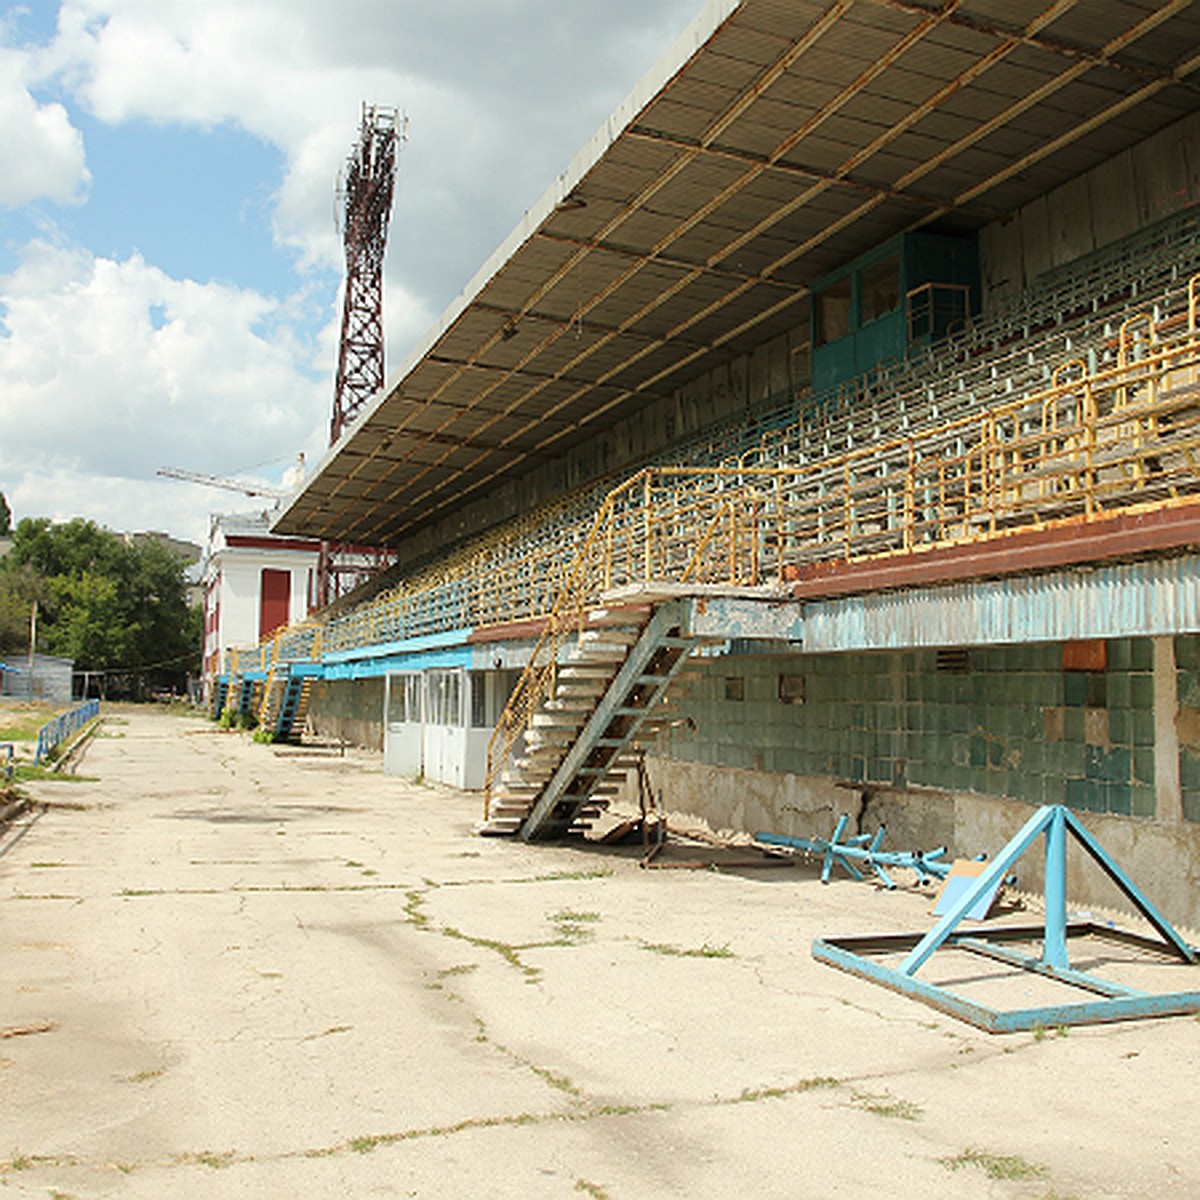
left=274, top=0, right=1200, bottom=548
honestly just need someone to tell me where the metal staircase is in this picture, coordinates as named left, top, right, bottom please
left=258, top=669, right=313, bottom=743
left=482, top=598, right=707, bottom=839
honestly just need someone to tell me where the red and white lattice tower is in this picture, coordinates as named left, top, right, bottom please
left=331, top=105, right=400, bottom=444
left=317, top=105, right=402, bottom=608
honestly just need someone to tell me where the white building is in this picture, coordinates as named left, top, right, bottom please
left=202, top=511, right=322, bottom=692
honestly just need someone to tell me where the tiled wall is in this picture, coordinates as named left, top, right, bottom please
left=666, top=637, right=1164, bottom=820
left=1175, top=634, right=1200, bottom=822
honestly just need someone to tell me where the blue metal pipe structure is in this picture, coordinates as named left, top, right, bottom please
left=813, top=805, right=1200, bottom=1032
left=754, top=817, right=960, bottom=887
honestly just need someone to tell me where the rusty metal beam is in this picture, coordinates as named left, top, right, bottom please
left=790, top=500, right=1200, bottom=601
left=865, top=0, right=1197, bottom=88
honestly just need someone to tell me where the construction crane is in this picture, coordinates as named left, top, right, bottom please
left=156, top=466, right=290, bottom=501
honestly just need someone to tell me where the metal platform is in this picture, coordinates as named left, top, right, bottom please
left=812, top=805, right=1200, bottom=1033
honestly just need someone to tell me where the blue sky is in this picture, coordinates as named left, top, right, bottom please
left=0, top=0, right=701, bottom=544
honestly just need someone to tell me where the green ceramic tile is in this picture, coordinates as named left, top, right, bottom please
left=1133, top=748, right=1155, bottom=785
left=1106, top=784, right=1132, bottom=816
left=1183, top=789, right=1200, bottom=824
left=1130, top=674, right=1155, bottom=710
left=1108, top=638, right=1131, bottom=670
left=1109, top=747, right=1132, bottom=782
left=1065, top=777, right=1090, bottom=811
left=1176, top=636, right=1200, bottom=670
left=1131, top=785, right=1156, bottom=818
left=1131, top=711, right=1156, bottom=746
left=1107, top=709, right=1130, bottom=745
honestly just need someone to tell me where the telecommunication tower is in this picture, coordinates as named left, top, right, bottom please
left=331, top=105, right=401, bottom=443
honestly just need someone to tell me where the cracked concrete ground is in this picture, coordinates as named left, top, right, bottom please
left=2, top=707, right=1198, bottom=1199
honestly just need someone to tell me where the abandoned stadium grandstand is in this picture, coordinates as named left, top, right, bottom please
left=215, top=0, right=1200, bottom=926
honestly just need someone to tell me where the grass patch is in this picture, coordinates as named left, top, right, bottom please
left=575, top=1182, right=611, bottom=1199
left=736, top=1077, right=840, bottom=1103
left=853, top=1091, right=922, bottom=1120
left=940, top=1147, right=1047, bottom=1181
left=123, top=1067, right=166, bottom=1083
left=550, top=910, right=601, bottom=942
left=442, top=926, right=541, bottom=983
left=640, top=940, right=734, bottom=959
left=13, top=765, right=97, bottom=783
left=439, top=963, right=479, bottom=979
left=0, top=710, right=64, bottom=741
left=176, top=1149, right=236, bottom=1169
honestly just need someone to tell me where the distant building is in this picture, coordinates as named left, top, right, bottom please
left=1, top=653, right=74, bottom=703
left=201, top=512, right=322, bottom=699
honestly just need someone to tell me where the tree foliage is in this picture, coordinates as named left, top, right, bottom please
left=0, top=517, right=201, bottom=694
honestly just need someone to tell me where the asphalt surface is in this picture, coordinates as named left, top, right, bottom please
left=2, top=707, right=1199, bottom=1198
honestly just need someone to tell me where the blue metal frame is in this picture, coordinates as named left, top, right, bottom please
left=35, top=700, right=101, bottom=765
left=812, top=805, right=1200, bottom=1032
left=755, top=818, right=960, bottom=887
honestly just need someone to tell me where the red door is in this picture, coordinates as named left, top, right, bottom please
left=260, top=569, right=291, bottom=640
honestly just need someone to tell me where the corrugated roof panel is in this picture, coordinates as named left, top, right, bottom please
left=275, top=0, right=1200, bottom=549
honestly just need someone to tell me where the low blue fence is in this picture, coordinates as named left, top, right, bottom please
left=0, top=742, right=12, bottom=782
left=35, top=700, right=100, bottom=765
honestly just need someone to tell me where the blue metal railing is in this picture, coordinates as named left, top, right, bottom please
left=0, top=742, right=13, bottom=782
left=35, top=700, right=100, bottom=765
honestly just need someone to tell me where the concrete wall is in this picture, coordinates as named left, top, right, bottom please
left=627, top=634, right=1200, bottom=931
left=308, top=678, right=385, bottom=751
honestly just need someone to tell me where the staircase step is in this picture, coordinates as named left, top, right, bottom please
left=531, top=713, right=585, bottom=729
left=579, top=628, right=640, bottom=646
left=478, top=819, right=521, bottom=837
left=585, top=604, right=653, bottom=627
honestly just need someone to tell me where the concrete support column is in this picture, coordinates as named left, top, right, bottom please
left=1153, top=635, right=1182, bottom=824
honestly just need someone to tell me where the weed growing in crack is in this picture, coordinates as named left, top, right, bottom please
left=122, top=1067, right=166, bottom=1083
left=442, top=926, right=542, bottom=983
left=176, top=1150, right=235, bottom=1170
left=853, top=1091, right=922, bottom=1120
left=528, top=1063, right=583, bottom=1098
left=550, top=910, right=601, bottom=942
left=575, top=1181, right=611, bottom=1199
left=736, top=1077, right=840, bottom=1103
left=939, top=1148, right=1046, bottom=1181
left=640, top=940, right=734, bottom=959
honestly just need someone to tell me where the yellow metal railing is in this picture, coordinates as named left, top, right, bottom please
left=218, top=306, right=1200, bottom=746
left=482, top=325, right=1200, bottom=808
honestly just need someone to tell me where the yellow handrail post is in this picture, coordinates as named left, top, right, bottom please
left=643, top=472, right=653, bottom=584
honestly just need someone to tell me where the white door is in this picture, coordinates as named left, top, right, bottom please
left=384, top=672, right=424, bottom=778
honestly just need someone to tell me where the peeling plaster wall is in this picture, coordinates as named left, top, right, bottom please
left=308, top=678, right=385, bottom=751
left=635, top=754, right=1200, bottom=932
left=625, top=635, right=1200, bottom=932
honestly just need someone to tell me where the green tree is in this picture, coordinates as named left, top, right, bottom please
left=0, top=519, right=201, bottom=696
left=0, top=492, right=10, bottom=535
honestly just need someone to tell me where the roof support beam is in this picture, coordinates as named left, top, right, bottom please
left=865, top=0, right=1198, bottom=89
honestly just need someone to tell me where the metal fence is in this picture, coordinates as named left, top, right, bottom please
left=35, top=700, right=101, bottom=765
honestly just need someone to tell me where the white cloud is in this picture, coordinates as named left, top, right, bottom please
left=0, top=47, right=89, bottom=206
left=0, top=240, right=327, bottom=541
left=48, top=0, right=700, bottom=290
left=0, top=1, right=703, bottom=542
